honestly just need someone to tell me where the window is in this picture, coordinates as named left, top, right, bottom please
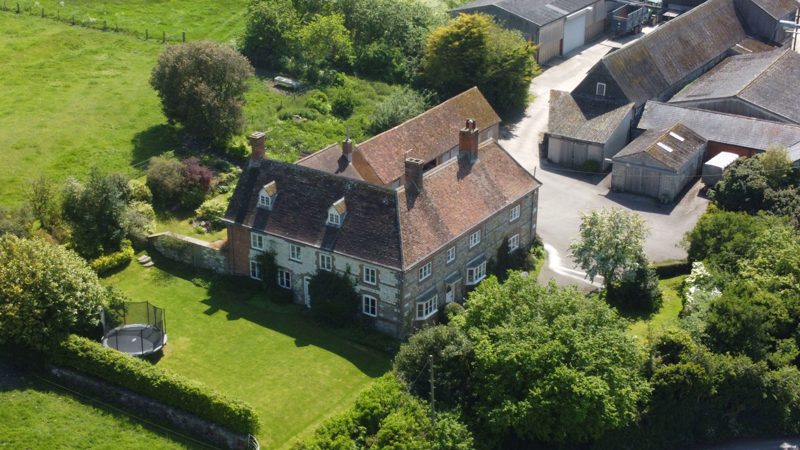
left=418, top=261, right=432, bottom=281
left=509, top=234, right=519, bottom=251
left=446, top=246, right=456, bottom=263
left=416, top=295, right=438, bottom=320
left=249, top=260, right=262, bottom=280
left=289, top=244, right=302, bottom=262
left=596, top=82, right=606, bottom=96
left=363, top=266, right=377, bottom=285
left=510, top=204, right=521, bottom=222
left=250, top=233, right=264, bottom=250
left=362, top=295, right=378, bottom=317
left=467, top=260, right=487, bottom=285
left=469, top=230, right=481, bottom=248
left=278, top=269, right=292, bottom=289
left=319, top=253, right=332, bottom=271
left=258, top=193, right=271, bottom=209
left=327, top=211, right=342, bottom=227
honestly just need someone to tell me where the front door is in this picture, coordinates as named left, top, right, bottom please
left=304, top=277, right=311, bottom=308
left=445, top=283, right=455, bottom=304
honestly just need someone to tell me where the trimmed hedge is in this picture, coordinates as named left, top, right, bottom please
left=652, top=259, right=690, bottom=278
left=52, top=335, right=260, bottom=435
left=90, top=240, right=134, bottom=274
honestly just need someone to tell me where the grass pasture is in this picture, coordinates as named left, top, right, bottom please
left=104, top=257, right=391, bottom=449
left=0, top=13, right=173, bottom=207
left=8, top=0, right=249, bottom=41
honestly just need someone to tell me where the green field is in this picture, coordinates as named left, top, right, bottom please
left=0, top=13, right=171, bottom=207
left=0, top=363, right=188, bottom=449
left=10, top=0, right=249, bottom=41
left=104, top=257, right=390, bottom=449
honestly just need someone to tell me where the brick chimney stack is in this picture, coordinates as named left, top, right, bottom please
left=248, top=131, right=266, bottom=168
left=404, top=157, right=425, bottom=194
left=459, top=119, right=479, bottom=163
left=342, top=138, right=353, bottom=163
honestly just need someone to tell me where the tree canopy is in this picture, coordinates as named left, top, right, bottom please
left=150, top=41, right=254, bottom=145
left=569, top=208, right=648, bottom=287
left=421, top=13, right=538, bottom=118
left=0, top=235, right=107, bottom=350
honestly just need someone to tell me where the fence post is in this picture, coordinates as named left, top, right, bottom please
left=182, top=31, right=185, bottom=42
left=145, top=29, right=148, bottom=40
left=40, top=7, right=43, bottom=17
left=16, top=2, right=19, bottom=14
left=103, top=20, right=107, bottom=30
left=162, top=31, right=166, bottom=43
left=72, top=15, right=75, bottom=25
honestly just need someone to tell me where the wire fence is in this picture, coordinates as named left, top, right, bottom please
left=0, top=1, right=188, bottom=43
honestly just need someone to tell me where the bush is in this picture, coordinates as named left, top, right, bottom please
left=256, top=251, right=294, bottom=303
left=195, top=197, right=228, bottom=230
left=179, top=157, right=214, bottom=209
left=124, top=201, right=156, bottom=247
left=128, top=179, right=153, bottom=203
left=146, top=155, right=184, bottom=209
left=329, top=86, right=357, bottom=118
left=304, top=90, right=331, bottom=115
left=52, top=335, right=260, bottom=435
left=605, top=257, right=663, bottom=314
left=368, top=88, right=429, bottom=134
left=308, top=269, right=359, bottom=326
left=90, top=240, right=134, bottom=275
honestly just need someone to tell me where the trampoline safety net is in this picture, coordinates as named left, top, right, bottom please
left=101, top=301, right=167, bottom=357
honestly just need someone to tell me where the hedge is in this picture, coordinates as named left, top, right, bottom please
left=652, top=259, right=691, bottom=278
left=52, top=335, right=260, bottom=435
left=90, top=240, right=134, bottom=274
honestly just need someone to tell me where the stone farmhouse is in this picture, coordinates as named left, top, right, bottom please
left=223, top=89, right=541, bottom=337
left=546, top=0, right=798, bottom=171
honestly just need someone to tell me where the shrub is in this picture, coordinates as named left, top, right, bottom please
left=304, top=90, right=331, bottom=115
left=0, top=236, right=107, bottom=351
left=368, top=88, right=429, bottom=134
left=329, top=86, right=357, bottom=118
left=90, top=240, right=134, bottom=275
left=180, top=157, right=214, bottom=209
left=0, top=206, right=33, bottom=238
left=308, top=269, right=359, bottom=326
left=52, top=335, right=260, bottom=435
left=128, top=179, right=153, bottom=203
left=195, top=197, right=228, bottom=230
left=605, top=256, right=663, bottom=314
left=146, top=155, right=184, bottom=208
left=124, top=201, right=156, bottom=247
left=444, top=302, right=465, bottom=321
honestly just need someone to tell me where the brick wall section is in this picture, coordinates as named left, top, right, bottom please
left=227, top=224, right=252, bottom=276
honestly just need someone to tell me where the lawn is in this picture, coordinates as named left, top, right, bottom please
left=628, top=275, right=686, bottom=343
left=9, top=0, right=249, bottom=41
left=103, top=257, right=391, bottom=450
left=0, top=13, right=174, bottom=207
left=0, top=360, right=189, bottom=449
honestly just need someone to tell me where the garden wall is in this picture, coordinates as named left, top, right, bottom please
left=48, top=366, right=256, bottom=450
left=150, top=232, right=229, bottom=273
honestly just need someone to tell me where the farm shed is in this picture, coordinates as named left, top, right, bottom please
left=547, top=90, right=633, bottom=170
left=702, top=151, right=740, bottom=186
left=450, top=0, right=606, bottom=64
left=734, top=0, right=799, bottom=45
left=670, top=49, right=800, bottom=124
left=611, top=123, right=707, bottom=202
left=638, top=101, right=800, bottom=163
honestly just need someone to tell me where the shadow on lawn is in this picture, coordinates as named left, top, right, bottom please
left=131, top=123, right=180, bottom=166
left=147, top=253, right=391, bottom=378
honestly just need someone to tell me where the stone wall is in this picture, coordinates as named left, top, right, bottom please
left=48, top=366, right=256, bottom=450
left=150, top=232, right=229, bottom=274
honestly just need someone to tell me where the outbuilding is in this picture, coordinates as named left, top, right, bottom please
left=702, top=151, right=740, bottom=186
left=611, top=123, right=707, bottom=202
left=450, top=0, right=606, bottom=64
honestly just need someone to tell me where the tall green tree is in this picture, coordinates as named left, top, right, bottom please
left=298, top=13, right=355, bottom=77
left=569, top=208, right=648, bottom=287
left=62, top=169, right=131, bottom=259
left=241, top=0, right=300, bottom=69
left=0, top=235, right=107, bottom=350
left=27, top=176, right=62, bottom=234
left=150, top=41, right=254, bottom=145
left=421, top=13, right=538, bottom=118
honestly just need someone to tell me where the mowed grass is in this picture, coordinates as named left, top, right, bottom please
left=628, top=275, right=686, bottom=343
left=103, top=258, right=391, bottom=449
left=12, top=0, right=249, bottom=41
left=0, top=365, right=187, bottom=449
left=0, top=13, right=175, bottom=207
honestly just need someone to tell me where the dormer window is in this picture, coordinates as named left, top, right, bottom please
left=258, top=181, right=277, bottom=210
left=327, top=197, right=347, bottom=227
left=596, top=82, right=606, bottom=96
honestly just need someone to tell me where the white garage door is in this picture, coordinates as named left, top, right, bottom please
left=563, top=12, right=587, bottom=55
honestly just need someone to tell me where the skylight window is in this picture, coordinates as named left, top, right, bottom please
left=668, top=131, right=685, bottom=142
left=657, top=142, right=674, bottom=153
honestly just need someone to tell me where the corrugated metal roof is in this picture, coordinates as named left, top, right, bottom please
left=639, top=102, right=800, bottom=160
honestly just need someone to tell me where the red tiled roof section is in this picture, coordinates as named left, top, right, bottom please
left=397, top=141, right=540, bottom=268
left=357, top=87, right=501, bottom=185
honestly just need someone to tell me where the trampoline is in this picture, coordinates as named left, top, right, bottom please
left=101, top=301, right=167, bottom=357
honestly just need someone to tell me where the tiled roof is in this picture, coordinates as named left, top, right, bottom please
left=295, top=143, right=365, bottom=180
left=397, top=140, right=541, bottom=268
left=548, top=90, right=633, bottom=143
left=639, top=102, right=800, bottom=161
left=600, top=0, right=747, bottom=105
left=224, top=160, right=403, bottom=268
left=747, top=0, right=799, bottom=18
left=614, top=123, right=706, bottom=171
left=670, top=49, right=800, bottom=123
left=356, top=87, right=500, bottom=185
left=451, top=0, right=599, bottom=26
